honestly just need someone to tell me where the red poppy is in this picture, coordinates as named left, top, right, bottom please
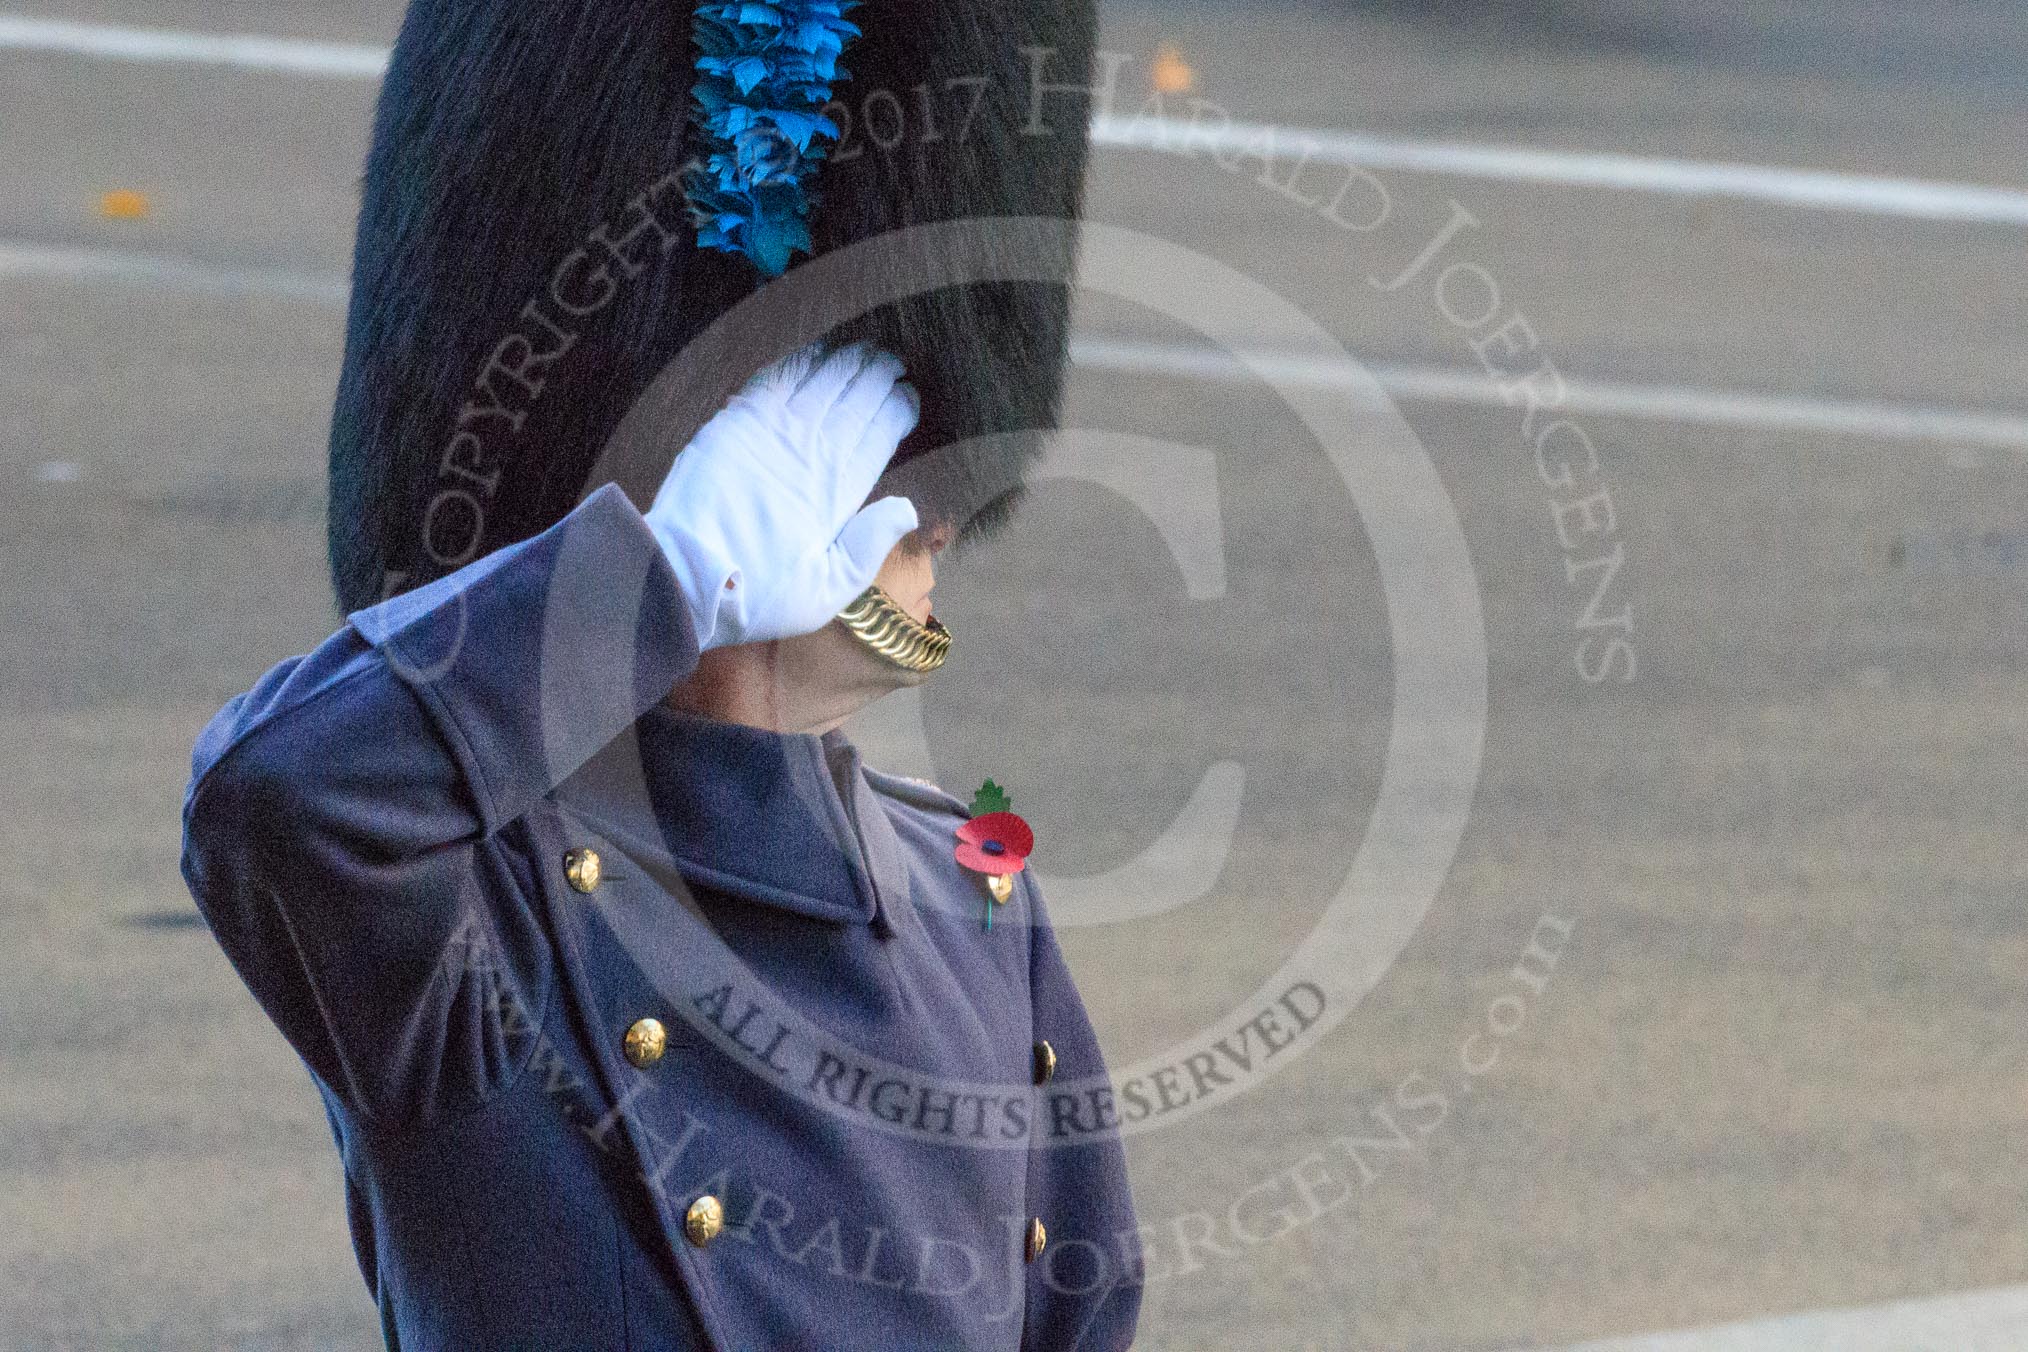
left=954, top=812, right=1033, bottom=876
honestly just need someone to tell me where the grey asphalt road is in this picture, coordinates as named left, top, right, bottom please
left=2, top=2, right=2026, bottom=1350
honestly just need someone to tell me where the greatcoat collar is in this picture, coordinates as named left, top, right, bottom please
left=560, top=703, right=916, bottom=935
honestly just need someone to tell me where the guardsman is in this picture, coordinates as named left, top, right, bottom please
left=180, top=0, right=1140, bottom=1347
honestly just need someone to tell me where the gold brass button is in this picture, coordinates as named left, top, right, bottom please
left=1024, top=1217, right=1047, bottom=1263
left=1033, top=1040, right=1058, bottom=1085
left=686, top=1195, right=725, bottom=1248
left=623, top=1018, right=667, bottom=1068
left=563, top=847, right=603, bottom=894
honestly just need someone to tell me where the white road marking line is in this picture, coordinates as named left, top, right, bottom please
left=0, top=239, right=349, bottom=303
left=3, top=14, right=2027, bottom=228
left=6, top=237, right=2025, bottom=452
left=1545, top=1282, right=2028, bottom=1351
left=0, top=14, right=386, bottom=77
left=1093, top=114, right=2028, bottom=228
left=1071, top=335, right=2028, bottom=451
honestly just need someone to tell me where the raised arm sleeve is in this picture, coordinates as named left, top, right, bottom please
left=179, top=484, right=699, bottom=1126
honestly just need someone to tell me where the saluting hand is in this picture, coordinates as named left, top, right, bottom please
left=644, top=342, right=922, bottom=652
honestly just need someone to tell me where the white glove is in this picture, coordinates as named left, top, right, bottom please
left=645, top=342, right=922, bottom=652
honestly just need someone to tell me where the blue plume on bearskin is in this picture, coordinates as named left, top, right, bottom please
left=687, top=1, right=863, bottom=276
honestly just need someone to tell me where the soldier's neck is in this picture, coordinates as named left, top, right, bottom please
left=666, top=636, right=895, bottom=739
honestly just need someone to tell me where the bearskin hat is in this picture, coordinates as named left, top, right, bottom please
left=327, top=0, right=1099, bottom=613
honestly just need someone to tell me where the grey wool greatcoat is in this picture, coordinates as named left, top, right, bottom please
left=179, top=484, right=1144, bottom=1350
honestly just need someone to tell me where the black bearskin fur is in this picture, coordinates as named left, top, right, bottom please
left=326, top=0, right=1098, bottom=613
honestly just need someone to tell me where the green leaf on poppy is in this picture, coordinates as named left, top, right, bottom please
left=969, top=779, right=1012, bottom=818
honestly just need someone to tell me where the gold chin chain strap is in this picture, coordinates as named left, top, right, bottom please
left=836, top=585, right=953, bottom=674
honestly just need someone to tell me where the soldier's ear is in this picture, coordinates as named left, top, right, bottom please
left=891, top=524, right=954, bottom=561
